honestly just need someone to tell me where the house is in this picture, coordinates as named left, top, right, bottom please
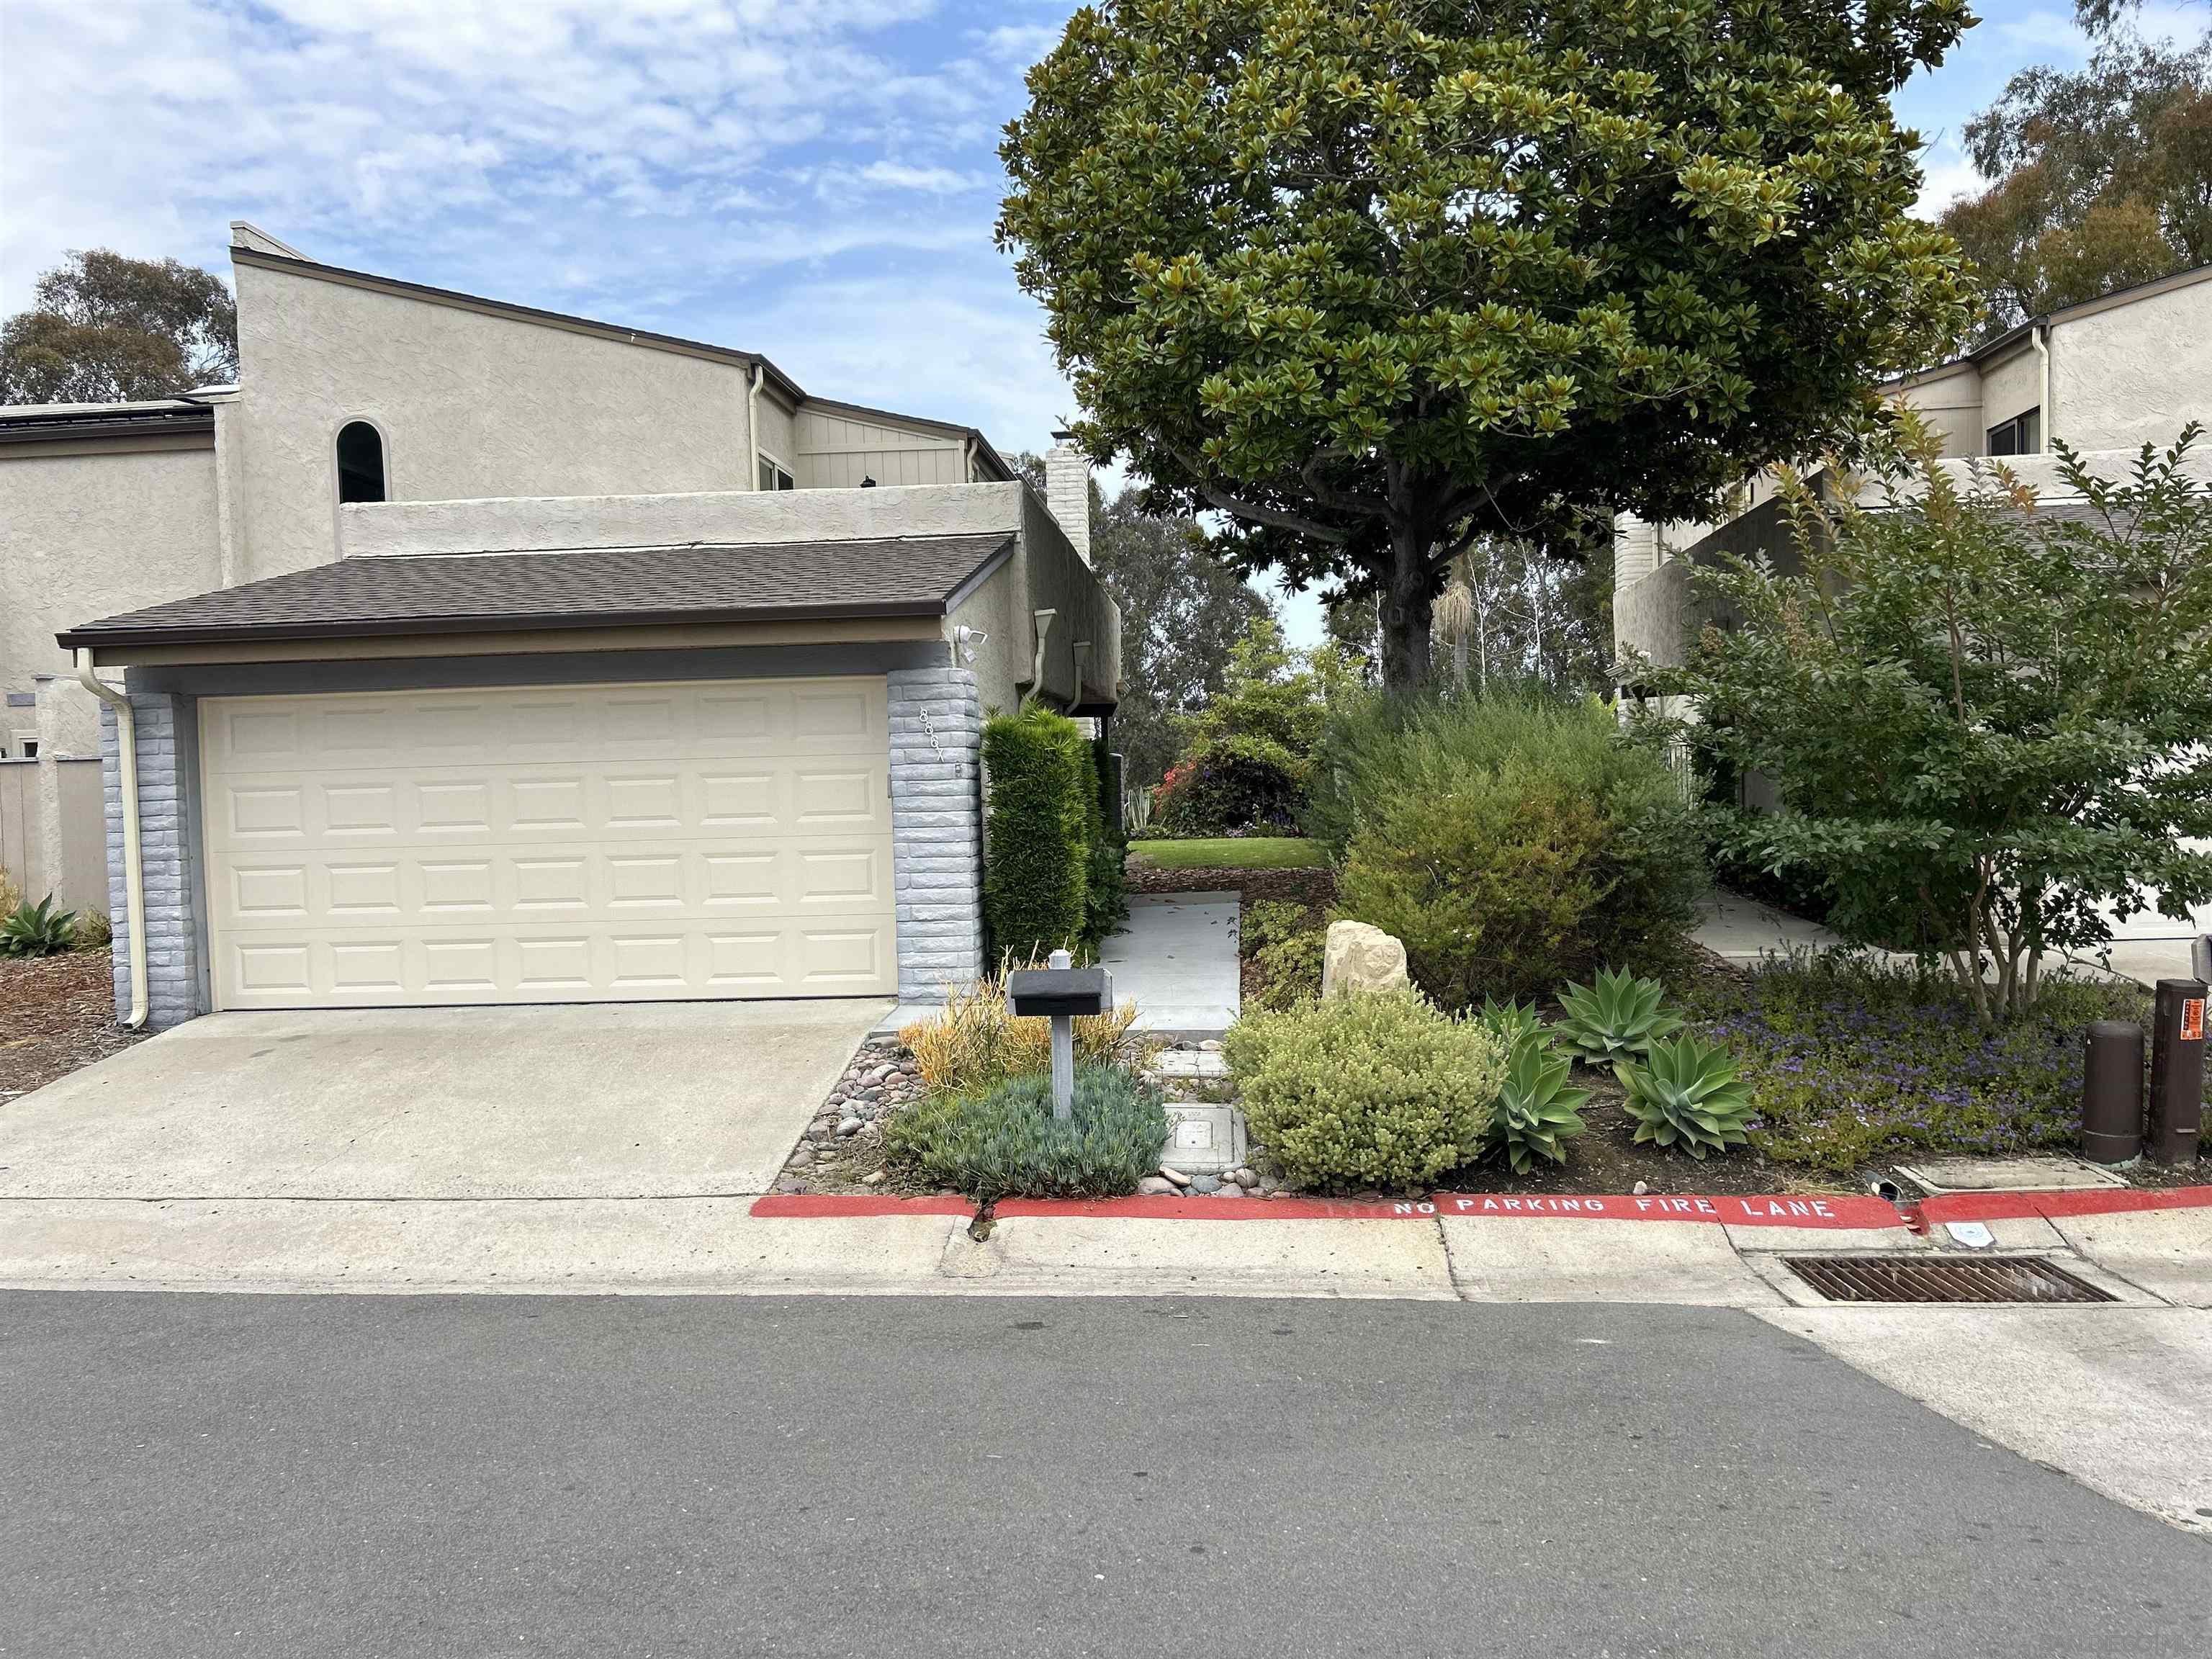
left=8, top=222, right=1118, bottom=1028
left=1615, top=261, right=2212, bottom=670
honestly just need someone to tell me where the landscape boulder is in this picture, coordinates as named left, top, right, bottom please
left=1321, top=920, right=1410, bottom=999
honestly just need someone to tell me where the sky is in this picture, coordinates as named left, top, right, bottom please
left=1, top=0, right=2200, bottom=644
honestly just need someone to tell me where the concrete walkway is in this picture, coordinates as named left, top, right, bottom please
left=1695, top=886, right=2206, bottom=987
left=1100, top=890, right=1241, bottom=1035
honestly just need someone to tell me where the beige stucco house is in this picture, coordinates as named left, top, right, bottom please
left=1615, top=261, right=2212, bottom=670
left=3, top=222, right=1118, bottom=1029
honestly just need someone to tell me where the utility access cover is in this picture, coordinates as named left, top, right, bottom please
left=1784, top=1254, right=2116, bottom=1305
left=1161, top=1104, right=1246, bottom=1174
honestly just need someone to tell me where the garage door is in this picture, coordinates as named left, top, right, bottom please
left=199, top=678, right=896, bottom=1009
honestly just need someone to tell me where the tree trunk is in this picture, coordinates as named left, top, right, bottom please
left=1380, top=526, right=1434, bottom=693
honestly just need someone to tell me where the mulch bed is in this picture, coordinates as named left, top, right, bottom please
left=0, top=950, right=147, bottom=1097
left=1125, top=860, right=1337, bottom=909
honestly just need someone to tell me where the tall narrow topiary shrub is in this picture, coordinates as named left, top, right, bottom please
left=982, top=703, right=1091, bottom=962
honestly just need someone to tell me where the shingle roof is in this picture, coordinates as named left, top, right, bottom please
left=58, top=534, right=1015, bottom=651
left=0, top=400, right=214, bottom=444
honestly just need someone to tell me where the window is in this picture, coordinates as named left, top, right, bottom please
left=337, top=421, right=387, bottom=503
left=757, top=456, right=794, bottom=491
left=17, top=739, right=37, bottom=759
left=1986, top=408, right=2041, bottom=457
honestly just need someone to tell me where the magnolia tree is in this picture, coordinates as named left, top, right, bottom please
left=998, top=0, right=1977, bottom=690
left=1656, top=423, right=2212, bottom=1022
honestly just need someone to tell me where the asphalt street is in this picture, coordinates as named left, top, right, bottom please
left=3, top=1291, right=2205, bottom=1657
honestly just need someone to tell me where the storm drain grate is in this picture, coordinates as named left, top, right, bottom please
left=1783, top=1254, right=2116, bottom=1305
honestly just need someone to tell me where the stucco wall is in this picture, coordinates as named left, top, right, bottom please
left=1978, top=342, right=2041, bottom=439
left=1891, top=361, right=1983, bottom=458
left=1018, top=485, right=1121, bottom=708
left=342, top=480, right=1020, bottom=558
left=755, top=391, right=798, bottom=477
left=2053, top=278, right=2212, bottom=451
left=233, top=259, right=756, bottom=578
left=945, top=561, right=1022, bottom=718
left=0, top=440, right=222, bottom=728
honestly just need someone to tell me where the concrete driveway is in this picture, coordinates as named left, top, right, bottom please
left=0, top=1002, right=886, bottom=1200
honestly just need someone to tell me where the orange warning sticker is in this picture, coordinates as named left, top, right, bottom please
left=2183, top=999, right=2205, bottom=1042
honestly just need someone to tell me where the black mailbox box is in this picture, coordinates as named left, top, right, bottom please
left=1008, top=966, right=1112, bottom=1018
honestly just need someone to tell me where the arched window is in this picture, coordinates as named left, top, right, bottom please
left=336, top=421, right=387, bottom=503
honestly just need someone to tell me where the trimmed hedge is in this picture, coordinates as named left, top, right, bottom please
left=981, top=701, right=1123, bottom=961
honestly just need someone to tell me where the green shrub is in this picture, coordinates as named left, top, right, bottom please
left=982, top=703, right=1092, bottom=961
left=1616, top=1033, right=1756, bottom=1160
left=1323, top=691, right=1702, bottom=1006
left=1152, top=615, right=1339, bottom=835
left=884, top=1064, right=1169, bottom=1200
left=1, top=894, right=78, bottom=958
left=1154, top=734, right=1308, bottom=835
left=1241, top=899, right=1326, bottom=1010
left=1554, top=968, right=1682, bottom=1065
left=1223, top=989, right=1507, bottom=1191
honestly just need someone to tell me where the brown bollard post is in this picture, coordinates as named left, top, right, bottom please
left=2147, top=979, right=2206, bottom=1166
left=2081, top=1020, right=2144, bottom=1165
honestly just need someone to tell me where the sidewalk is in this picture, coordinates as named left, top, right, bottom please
left=6, top=1182, right=2204, bottom=1305
left=1099, top=889, right=1240, bottom=1035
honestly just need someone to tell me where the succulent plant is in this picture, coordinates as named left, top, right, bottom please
left=1616, top=1034, right=1756, bottom=1160
left=1554, top=967, right=1681, bottom=1064
left=1486, top=1040, right=1590, bottom=1173
left=0, top=894, right=78, bottom=959
left=1479, top=995, right=1548, bottom=1056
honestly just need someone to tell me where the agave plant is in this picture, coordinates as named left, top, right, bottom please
left=1486, top=1040, right=1590, bottom=1173
left=1554, top=967, right=1681, bottom=1064
left=1478, top=995, right=1548, bottom=1056
left=0, top=894, right=78, bottom=959
left=1616, top=1034, right=1756, bottom=1161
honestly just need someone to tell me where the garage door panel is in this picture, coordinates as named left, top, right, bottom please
left=202, top=678, right=896, bottom=1008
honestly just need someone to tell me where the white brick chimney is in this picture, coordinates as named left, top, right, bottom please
left=1046, top=431, right=1092, bottom=565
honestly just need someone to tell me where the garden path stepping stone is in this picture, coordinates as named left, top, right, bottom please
left=1149, top=1049, right=1231, bottom=1082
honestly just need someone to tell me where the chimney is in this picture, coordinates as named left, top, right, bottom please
left=1046, top=431, right=1092, bottom=565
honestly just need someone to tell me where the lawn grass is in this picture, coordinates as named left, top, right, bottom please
left=1130, top=836, right=1327, bottom=871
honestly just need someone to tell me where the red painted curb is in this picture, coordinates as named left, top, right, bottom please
left=750, top=1195, right=974, bottom=1218
left=1916, top=1183, right=2212, bottom=1225
left=752, top=1190, right=1901, bottom=1226
left=752, top=1184, right=2212, bottom=1226
left=992, top=1195, right=1405, bottom=1220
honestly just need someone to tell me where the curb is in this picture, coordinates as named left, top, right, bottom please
left=752, top=1183, right=2212, bottom=1228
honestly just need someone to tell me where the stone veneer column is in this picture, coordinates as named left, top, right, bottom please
left=887, top=666, right=984, bottom=1002
left=101, top=691, right=204, bottom=1029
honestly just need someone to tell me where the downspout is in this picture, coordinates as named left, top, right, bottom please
left=1031, top=609, right=1057, bottom=702
left=75, top=650, right=148, bottom=1030
left=961, top=433, right=974, bottom=483
left=2033, top=323, right=2051, bottom=449
left=747, top=363, right=765, bottom=488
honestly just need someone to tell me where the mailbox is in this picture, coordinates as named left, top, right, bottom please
left=1008, top=965, right=1112, bottom=1019
left=1007, top=951, right=1112, bottom=1120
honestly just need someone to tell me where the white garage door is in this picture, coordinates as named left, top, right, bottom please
left=199, top=677, right=896, bottom=1009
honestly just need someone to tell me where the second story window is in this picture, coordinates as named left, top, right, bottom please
left=758, top=456, right=794, bottom=491
left=337, top=421, right=387, bottom=503
left=1986, top=409, right=2041, bottom=457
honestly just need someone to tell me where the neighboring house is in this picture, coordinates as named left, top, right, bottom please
left=1616, top=261, right=2212, bottom=672
left=8, top=222, right=1118, bottom=1029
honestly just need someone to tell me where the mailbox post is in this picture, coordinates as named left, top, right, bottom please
left=1007, top=948, right=1112, bottom=1121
